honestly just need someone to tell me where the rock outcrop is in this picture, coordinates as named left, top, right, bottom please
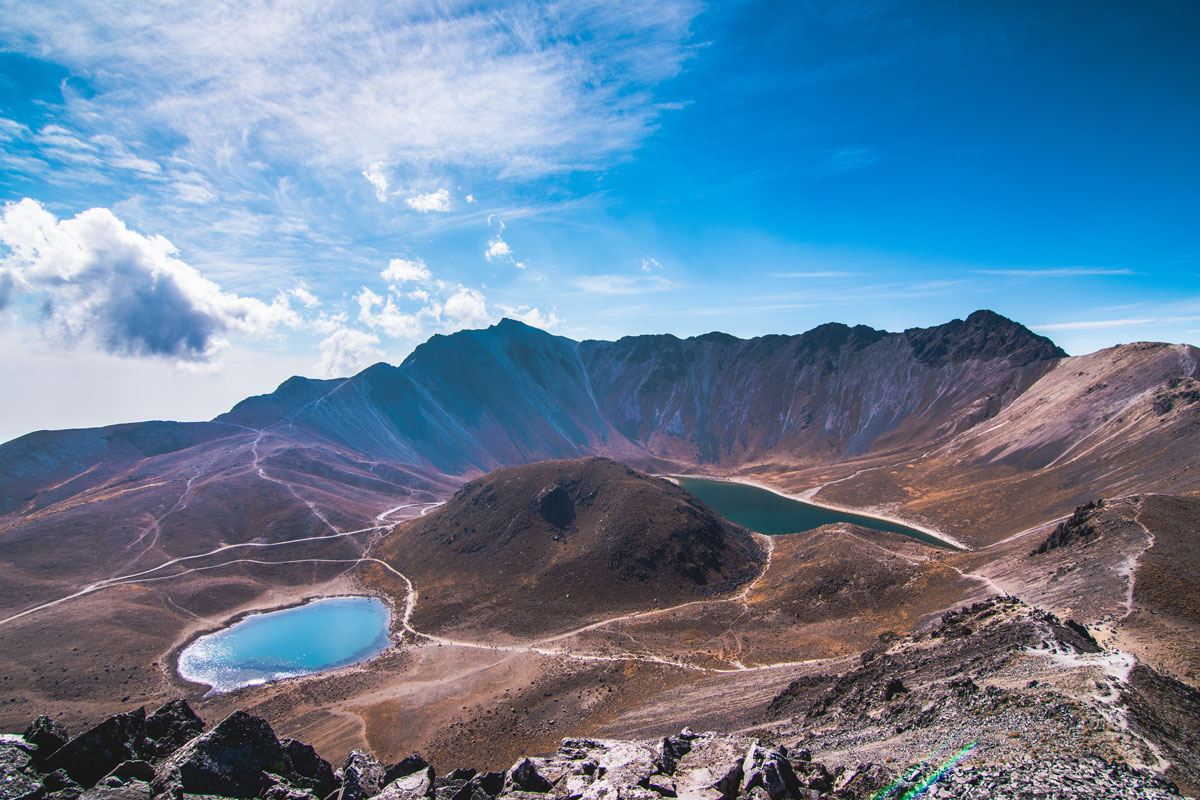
left=2, top=684, right=1186, bottom=800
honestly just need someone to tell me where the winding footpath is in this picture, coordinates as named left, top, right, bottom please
left=0, top=474, right=815, bottom=678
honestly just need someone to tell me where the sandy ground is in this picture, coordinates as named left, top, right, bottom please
left=1, top=458, right=1195, bottom=772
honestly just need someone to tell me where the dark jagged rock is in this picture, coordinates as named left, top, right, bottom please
left=100, top=761, right=155, bottom=785
left=39, top=768, right=82, bottom=800
left=792, top=761, right=833, bottom=794
left=504, top=759, right=551, bottom=794
left=433, top=769, right=474, bottom=800
left=263, top=783, right=318, bottom=800
left=740, top=743, right=800, bottom=800
left=78, top=781, right=151, bottom=800
left=38, top=767, right=82, bottom=800
left=23, top=716, right=68, bottom=767
left=0, top=740, right=42, bottom=800
left=1032, top=499, right=1104, bottom=555
left=658, top=728, right=698, bottom=775
left=904, top=309, right=1066, bottom=368
left=341, top=750, right=386, bottom=800
left=458, top=771, right=503, bottom=800
left=44, top=708, right=150, bottom=789
left=767, top=598, right=1102, bottom=722
left=1, top=700, right=1185, bottom=800
left=262, top=772, right=319, bottom=800
left=376, top=766, right=433, bottom=800
left=152, top=710, right=293, bottom=799
left=281, top=739, right=336, bottom=799
left=882, top=678, right=908, bottom=701
left=144, top=700, right=204, bottom=758
left=383, top=755, right=431, bottom=786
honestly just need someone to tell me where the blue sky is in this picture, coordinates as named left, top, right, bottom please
left=1, top=0, right=1198, bottom=441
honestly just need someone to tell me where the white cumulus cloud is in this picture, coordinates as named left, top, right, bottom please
left=0, top=198, right=297, bottom=361
left=485, top=236, right=513, bottom=261
left=381, top=258, right=432, bottom=285
left=499, top=304, right=562, bottom=330
left=315, top=327, right=382, bottom=378
left=443, top=287, right=490, bottom=328
left=405, top=188, right=451, bottom=213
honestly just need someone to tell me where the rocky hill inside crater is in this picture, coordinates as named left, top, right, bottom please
left=370, top=458, right=766, bottom=638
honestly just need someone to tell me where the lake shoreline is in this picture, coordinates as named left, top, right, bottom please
left=661, top=473, right=968, bottom=550
left=173, top=594, right=394, bottom=695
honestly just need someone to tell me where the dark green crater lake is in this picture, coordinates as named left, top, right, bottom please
left=674, top=476, right=951, bottom=548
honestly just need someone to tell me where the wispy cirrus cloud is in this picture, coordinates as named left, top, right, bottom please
left=828, top=146, right=879, bottom=172
left=571, top=273, right=678, bottom=295
left=977, top=267, right=1137, bottom=277
left=1034, top=315, right=1200, bottom=331
left=771, top=271, right=862, bottom=278
left=3, top=1, right=701, bottom=177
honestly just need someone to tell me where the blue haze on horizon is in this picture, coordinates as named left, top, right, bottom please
left=0, top=0, right=1197, bottom=442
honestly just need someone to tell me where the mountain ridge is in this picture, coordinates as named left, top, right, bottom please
left=1, top=311, right=1199, bottom=782
left=205, top=309, right=1065, bottom=474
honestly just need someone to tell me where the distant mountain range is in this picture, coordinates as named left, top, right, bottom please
left=3, top=308, right=1200, bottom=770
left=2, top=310, right=1197, bottom=551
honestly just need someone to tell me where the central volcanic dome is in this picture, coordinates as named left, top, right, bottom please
left=371, top=457, right=766, bottom=638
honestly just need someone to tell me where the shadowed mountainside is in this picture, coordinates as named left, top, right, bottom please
left=213, top=310, right=1066, bottom=470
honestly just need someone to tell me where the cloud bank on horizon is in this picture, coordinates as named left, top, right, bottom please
left=0, top=0, right=1197, bottom=440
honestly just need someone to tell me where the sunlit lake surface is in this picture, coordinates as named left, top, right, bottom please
left=177, top=596, right=391, bottom=693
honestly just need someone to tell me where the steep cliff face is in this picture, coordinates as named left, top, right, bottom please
left=219, top=319, right=627, bottom=475
left=216, top=310, right=1065, bottom=471
left=578, top=309, right=1063, bottom=462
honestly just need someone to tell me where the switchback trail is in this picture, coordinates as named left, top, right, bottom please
left=1, top=483, right=811, bottom=679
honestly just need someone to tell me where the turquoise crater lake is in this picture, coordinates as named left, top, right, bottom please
left=177, top=596, right=392, bottom=693
left=674, top=476, right=951, bottom=548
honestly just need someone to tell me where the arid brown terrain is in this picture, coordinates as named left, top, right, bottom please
left=1, top=310, right=1198, bottom=795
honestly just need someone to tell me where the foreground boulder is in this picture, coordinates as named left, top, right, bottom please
left=341, top=750, right=387, bottom=800
left=1, top=740, right=43, bottom=800
left=2, top=699, right=1184, bottom=800
left=44, top=708, right=150, bottom=789
left=152, top=711, right=293, bottom=799
left=671, top=735, right=747, bottom=800
left=22, top=716, right=68, bottom=769
left=144, top=700, right=204, bottom=759
left=281, top=739, right=336, bottom=799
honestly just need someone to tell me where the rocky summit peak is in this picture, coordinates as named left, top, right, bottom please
left=905, top=308, right=1066, bottom=367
